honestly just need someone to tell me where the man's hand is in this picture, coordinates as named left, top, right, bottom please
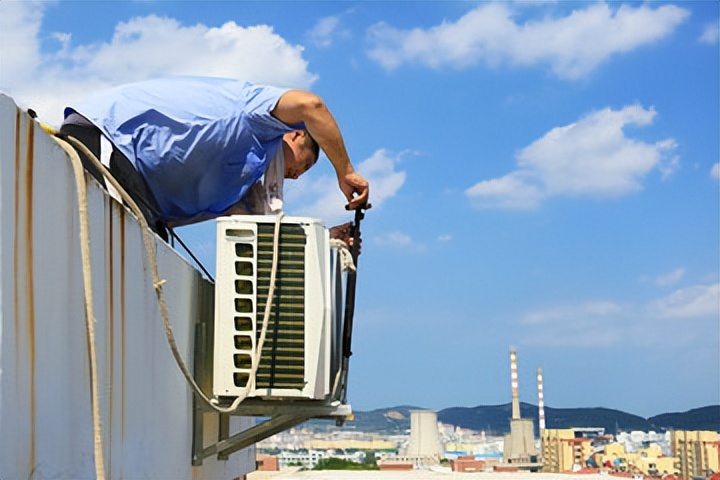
left=273, top=90, right=370, bottom=210
left=340, top=171, right=369, bottom=210
left=329, top=221, right=361, bottom=254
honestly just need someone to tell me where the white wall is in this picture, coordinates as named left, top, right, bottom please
left=0, top=94, right=255, bottom=479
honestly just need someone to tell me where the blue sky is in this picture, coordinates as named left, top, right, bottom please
left=1, top=1, right=718, bottom=419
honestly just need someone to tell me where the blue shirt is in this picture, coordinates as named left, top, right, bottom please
left=66, top=77, right=301, bottom=222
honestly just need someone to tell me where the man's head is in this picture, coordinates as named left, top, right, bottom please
left=282, top=130, right=319, bottom=179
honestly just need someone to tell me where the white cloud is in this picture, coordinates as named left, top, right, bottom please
left=522, top=301, right=625, bottom=347
left=0, top=1, right=44, bottom=87
left=80, top=17, right=315, bottom=86
left=308, top=16, right=340, bottom=47
left=712, top=163, right=720, bottom=181
left=647, top=283, right=720, bottom=319
left=465, top=105, right=679, bottom=210
left=655, top=268, right=686, bottom=287
left=657, top=150, right=681, bottom=181
left=0, top=3, right=316, bottom=126
left=699, top=24, right=720, bottom=45
left=373, top=231, right=426, bottom=253
left=437, top=234, right=452, bottom=243
left=520, top=283, right=719, bottom=348
left=307, top=16, right=349, bottom=48
left=367, top=3, right=689, bottom=79
left=522, top=326, right=624, bottom=348
left=523, top=301, right=622, bottom=325
left=465, top=172, right=544, bottom=210
left=287, top=148, right=407, bottom=224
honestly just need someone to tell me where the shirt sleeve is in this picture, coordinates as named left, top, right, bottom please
left=242, top=84, right=305, bottom=141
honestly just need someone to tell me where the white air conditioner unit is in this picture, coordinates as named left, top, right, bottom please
left=212, top=215, right=338, bottom=401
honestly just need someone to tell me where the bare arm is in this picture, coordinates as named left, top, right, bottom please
left=272, top=90, right=369, bottom=209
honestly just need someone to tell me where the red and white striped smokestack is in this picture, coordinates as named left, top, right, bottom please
left=510, top=348, right=520, bottom=420
left=537, top=367, right=546, bottom=431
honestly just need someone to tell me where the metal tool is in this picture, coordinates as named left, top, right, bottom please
left=338, top=202, right=371, bottom=408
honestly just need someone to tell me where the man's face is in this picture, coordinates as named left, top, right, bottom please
left=283, top=131, right=317, bottom=180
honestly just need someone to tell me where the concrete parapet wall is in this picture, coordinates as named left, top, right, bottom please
left=0, top=94, right=254, bottom=479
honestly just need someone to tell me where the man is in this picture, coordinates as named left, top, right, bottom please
left=61, top=77, right=369, bottom=241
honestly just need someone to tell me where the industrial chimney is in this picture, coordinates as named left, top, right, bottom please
left=537, top=368, right=546, bottom=432
left=503, top=347, right=538, bottom=465
left=510, top=348, right=520, bottom=420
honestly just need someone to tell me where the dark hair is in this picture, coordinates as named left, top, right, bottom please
left=303, top=130, right=320, bottom=164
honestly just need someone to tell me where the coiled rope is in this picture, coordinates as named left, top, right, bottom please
left=50, top=132, right=284, bottom=476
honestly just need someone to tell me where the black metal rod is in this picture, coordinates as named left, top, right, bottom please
left=341, top=204, right=368, bottom=359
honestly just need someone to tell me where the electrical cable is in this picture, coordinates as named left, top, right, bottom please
left=167, top=228, right=215, bottom=283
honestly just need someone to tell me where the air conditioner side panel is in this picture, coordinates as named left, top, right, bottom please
left=301, top=223, right=331, bottom=400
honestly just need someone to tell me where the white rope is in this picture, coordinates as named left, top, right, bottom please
left=248, top=211, right=284, bottom=397
left=218, top=211, right=284, bottom=410
left=54, top=134, right=280, bottom=418
left=51, top=137, right=106, bottom=480
left=328, top=240, right=354, bottom=400
left=329, top=238, right=356, bottom=272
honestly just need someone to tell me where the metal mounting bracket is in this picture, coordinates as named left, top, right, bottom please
left=192, top=398, right=351, bottom=465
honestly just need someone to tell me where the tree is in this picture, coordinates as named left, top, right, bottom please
left=313, top=458, right=378, bottom=471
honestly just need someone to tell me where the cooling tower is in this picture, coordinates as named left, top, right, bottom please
left=405, top=410, right=444, bottom=459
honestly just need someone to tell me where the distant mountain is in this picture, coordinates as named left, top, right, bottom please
left=648, top=406, right=720, bottom=432
left=439, top=403, right=652, bottom=435
left=309, top=405, right=420, bottom=434
left=307, top=403, right=719, bottom=435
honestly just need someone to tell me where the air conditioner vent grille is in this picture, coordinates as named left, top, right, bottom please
left=253, top=223, right=306, bottom=390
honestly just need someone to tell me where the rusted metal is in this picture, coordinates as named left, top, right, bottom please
left=120, top=206, right=126, bottom=441
left=13, top=102, right=21, bottom=401
left=25, top=113, right=37, bottom=472
left=13, top=110, right=20, bottom=364
left=107, top=199, right=115, bottom=471
left=192, top=321, right=207, bottom=466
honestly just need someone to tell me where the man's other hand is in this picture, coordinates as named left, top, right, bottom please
left=329, top=222, right=361, bottom=254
